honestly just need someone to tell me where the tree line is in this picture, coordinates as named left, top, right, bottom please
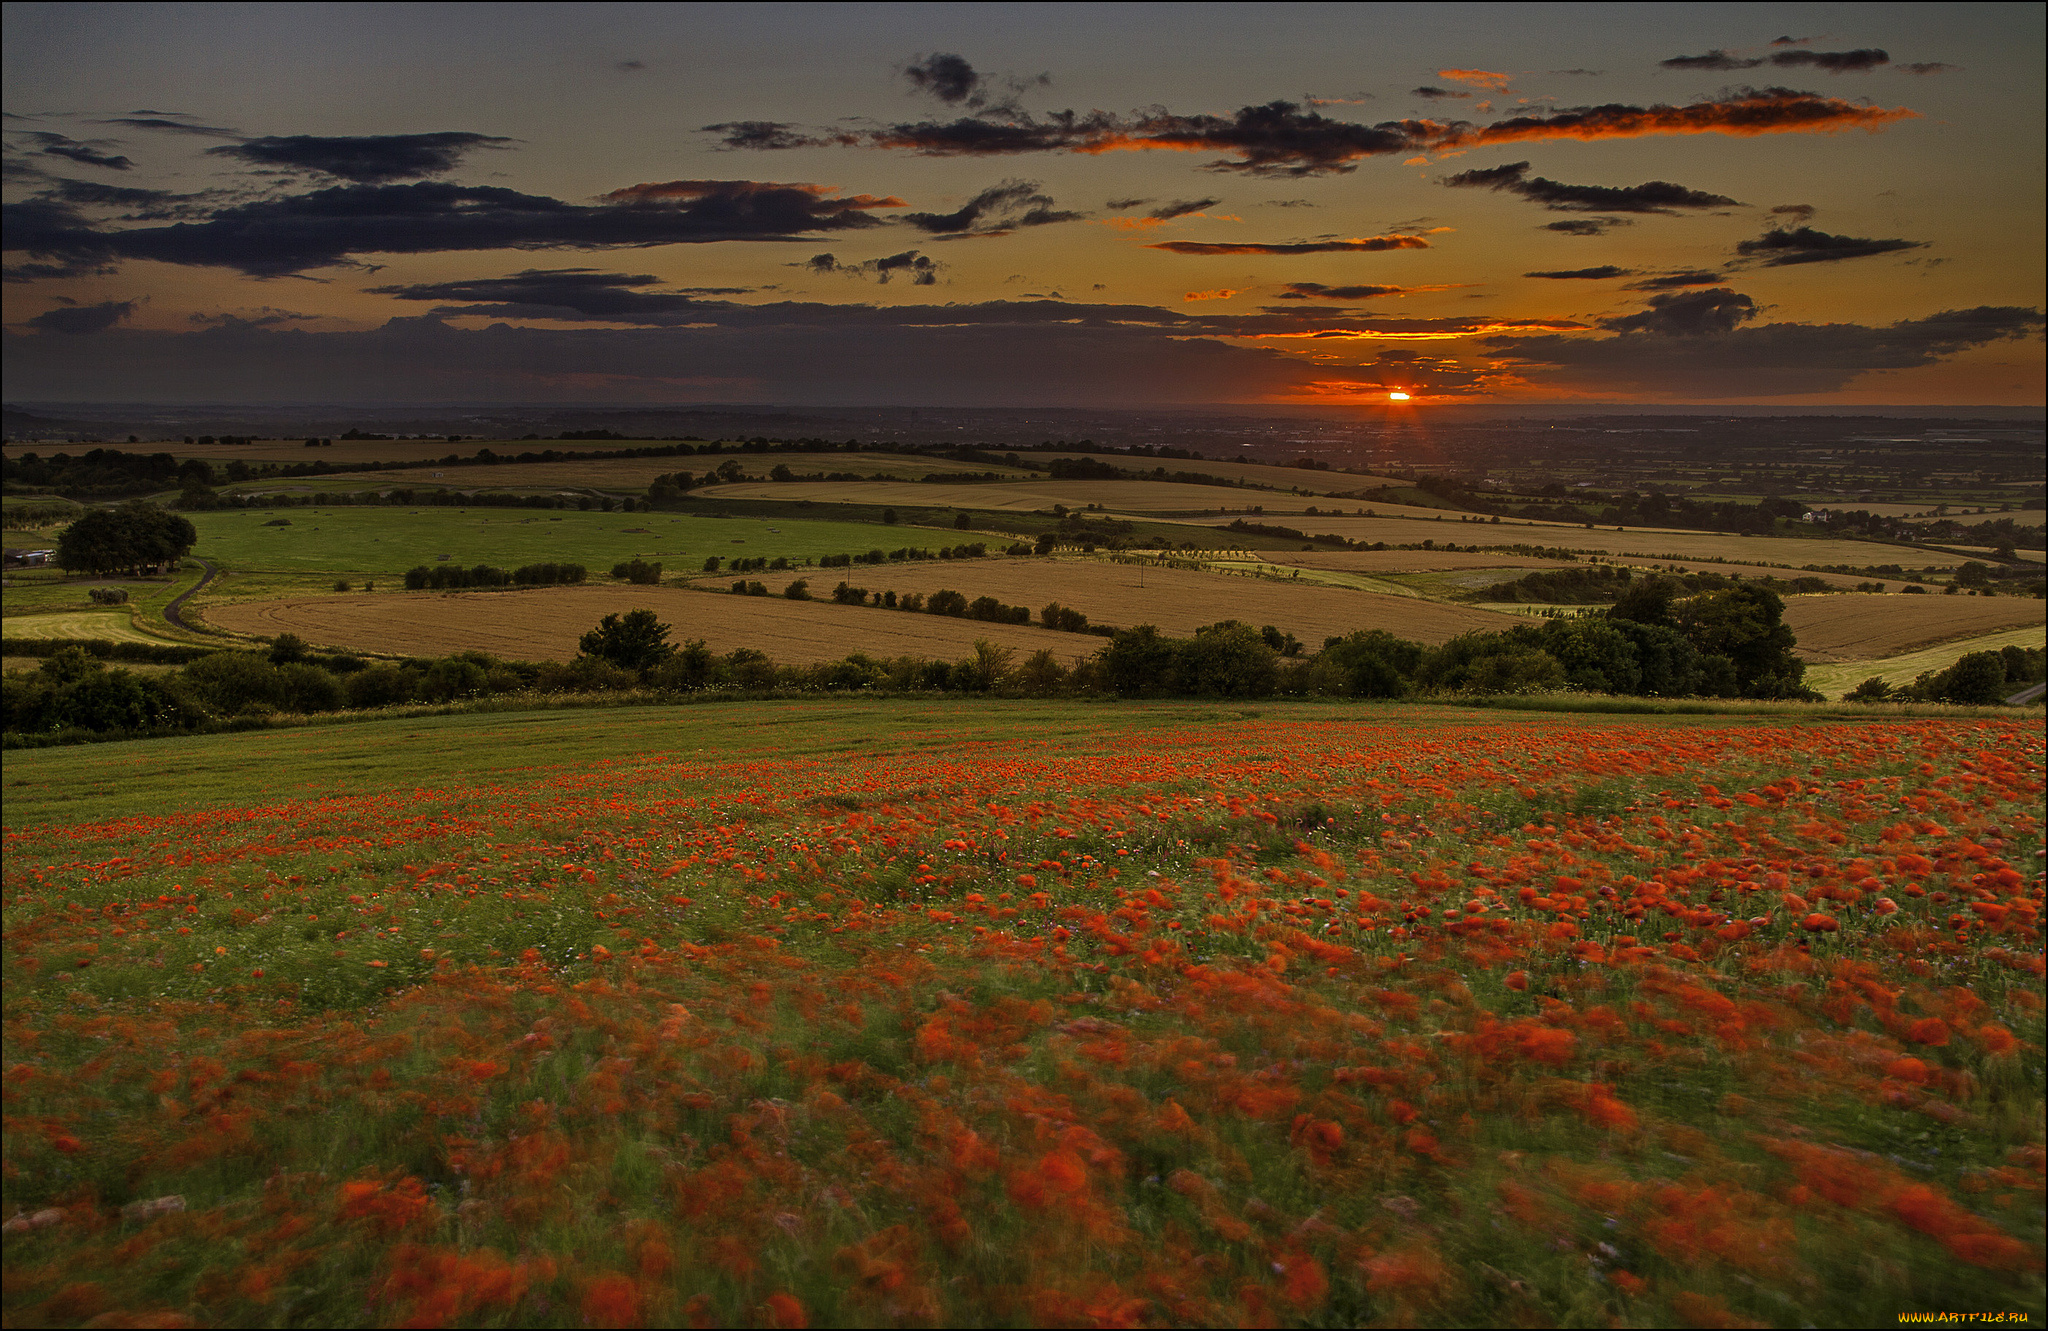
left=10, top=582, right=2042, bottom=748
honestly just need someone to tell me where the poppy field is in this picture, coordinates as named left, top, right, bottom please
left=2, top=704, right=2043, bottom=1328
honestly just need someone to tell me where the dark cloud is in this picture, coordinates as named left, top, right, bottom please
left=1264, top=198, right=1316, bottom=207
left=1542, top=217, right=1632, bottom=236
left=363, top=272, right=1573, bottom=341
left=799, top=250, right=942, bottom=284
left=1623, top=270, right=1727, bottom=290
left=1443, top=160, right=1740, bottom=213
left=24, top=299, right=135, bottom=335
left=1771, top=48, right=1888, bottom=73
left=899, top=179, right=1082, bottom=236
left=95, top=117, right=238, bottom=137
left=1470, top=87, right=1916, bottom=146
left=1145, top=197, right=1221, bottom=220
left=17, top=132, right=131, bottom=170
left=1105, top=196, right=1150, bottom=210
left=188, top=308, right=321, bottom=328
left=616, top=60, right=645, bottom=72
left=1146, top=236, right=1429, bottom=255
left=368, top=268, right=725, bottom=323
left=712, top=89, right=1916, bottom=177
left=702, top=121, right=825, bottom=151
left=1484, top=305, right=2045, bottom=397
left=1770, top=203, right=1817, bottom=221
left=207, top=132, right=514, bottom=183
left=1897, top=62, right=1958, bottom=75
left=1524, top=266, right=1631, bottom=279
left=1771, top=36, right=1813, bottom=47
left=4, top=179, right=901, bottom=279
left=1412, top=86, right=1470, bottom=99
left=1664, top=48, right=1891, bottom=74
left=1598, top=287, right=1759, bottom=335
left=1661, top=50, right=1765, bottom=71
left=35, top=177, right=221, bottom=221
left=1276, top=283, right=1415, bottom=299
left=904, top=53, right=982, bottom=105
left=1735, top=225, right=1925, bottom=266
left=1550, top=69, right=1603, bottom=76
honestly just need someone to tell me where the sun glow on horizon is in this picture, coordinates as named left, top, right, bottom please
left=1387, top=391, right=1412, bottom=401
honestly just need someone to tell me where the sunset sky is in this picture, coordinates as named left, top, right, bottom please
left=4, top=1, right=2043, bottom=407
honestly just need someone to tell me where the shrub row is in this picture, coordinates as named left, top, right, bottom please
left=403, top=562, right=588, bottom=590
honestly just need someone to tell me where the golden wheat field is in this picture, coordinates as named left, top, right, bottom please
left=1259, top=550, right=1886, bottom=589
left=147, top=437, right=686, bottom=465
left=1903, top=507, right=2045, bottom=526
left=692, top=479, right=1355, bottom=516
left=691, top=555, right=1522, bottom=644
left=1028, top=452, right=1406, bottom=494
left=1781, top=592, right=2047, bottom=662
left=202, top=585, right=1101, bottom=665
left=359, top=452, right=1036, bottom=492
left=1172, top=513, right=1989, bottom=569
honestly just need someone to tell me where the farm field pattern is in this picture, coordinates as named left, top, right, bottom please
left=684, top=556, right=1524, bottom=645
left=181, top=509, right=954, bottom=577
left=204, top=584, right=1099, bottom=665
left=0, top=704, right=2041, bottom=1328
left=1171, top=514, right=1997, bottom=570
left=1806, top=627, right=2048, bottom=701
left=1780, top=595, right=2047, bottom=663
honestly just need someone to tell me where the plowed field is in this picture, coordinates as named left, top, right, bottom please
left=1783, top=592, right=2046, bottom=662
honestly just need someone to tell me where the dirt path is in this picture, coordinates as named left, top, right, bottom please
left=163, top=558, right=216, bottom=631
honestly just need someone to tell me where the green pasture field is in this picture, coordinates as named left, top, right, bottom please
left=1803, top=624, right=2048, bottom=699
left=184, top=507, right=970, bottom=577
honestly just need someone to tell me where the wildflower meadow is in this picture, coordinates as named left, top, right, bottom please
left=2, top=704, right=2042, bottom=1328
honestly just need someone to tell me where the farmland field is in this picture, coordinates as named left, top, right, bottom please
left=1804, top=626, right=2048, bottom=700
left=182, top=508, right=961, bottom=578
left=235, top=452, right=1045, bottom=498
left=1174, top=514, right=1987, bottom=570
left=201, top=584, right=1098, bottom=664
left=1782, top=593, right=2047, bottom=663
left=1030, top=453, right=1406, bottom=495
left=1, top=703, right=2041, bottom=1329
left=688, top=555, right=1523, bottom=645
left=1903, top=508, right=2046, bottom=526
left=154, top=437, right=696, bottom=466
left=692, top=479, right=1396, bottom=516
left=0, top=610, right=173, bottom=645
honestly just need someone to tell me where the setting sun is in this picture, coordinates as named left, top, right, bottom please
left=1387, top=391, right=1412, bottom=401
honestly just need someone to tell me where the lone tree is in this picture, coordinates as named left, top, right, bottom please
left=55, top=501, right=197, bottom=576
left=578, top=610, right=675, bottom=673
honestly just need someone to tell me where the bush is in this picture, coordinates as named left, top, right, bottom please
left=514, top=562, right=586, bottom=585
left=927, top=589, right=968, bottom=617
left=784, top=579, right=811, bottom=601
left=182, top=652, right=290, bottom=715
left=611, top=559, right=662, bottom=585
left=276, top=662, right=345, bottom=712
left=87, top=587, right=130, bottom=605
left=416, top=658, right=490, bottom=702
left=344, top=665, right=414, bottom=708
left=578, top=609, right=676, bottom=673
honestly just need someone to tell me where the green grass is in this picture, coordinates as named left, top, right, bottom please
left=185, top=507, right=969, bottom=577
left=1804, top=625, right=2047, bottom=699
left=0, top=697, right=1713, bottom=829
